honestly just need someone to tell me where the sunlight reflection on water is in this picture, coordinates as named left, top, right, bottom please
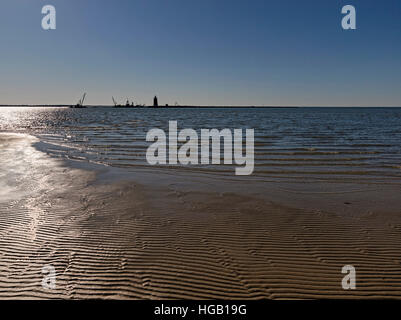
left=1, top=106, right=401, bottom=182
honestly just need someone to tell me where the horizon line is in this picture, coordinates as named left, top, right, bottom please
left=1, top=104, right=401, bottom=108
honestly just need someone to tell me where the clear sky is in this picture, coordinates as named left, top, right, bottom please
left=0, top=0, right=400, bottom=106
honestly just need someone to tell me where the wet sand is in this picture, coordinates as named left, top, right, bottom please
left=1, top=133, right=401, bottom=299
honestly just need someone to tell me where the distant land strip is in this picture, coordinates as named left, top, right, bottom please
left=0, top=105, right=301, bottom=108
left=1, top=105, right=400, bottom=108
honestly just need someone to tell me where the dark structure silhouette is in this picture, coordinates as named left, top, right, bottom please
left=153, top=96, right=158, bottom=107
left=70, top=93, right=87, bottom=108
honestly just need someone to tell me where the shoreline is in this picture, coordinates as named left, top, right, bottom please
left=1, top=132, right=401, bottom=299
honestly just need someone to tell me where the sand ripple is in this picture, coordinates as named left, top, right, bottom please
left=1, top=133, right=401, bottom=299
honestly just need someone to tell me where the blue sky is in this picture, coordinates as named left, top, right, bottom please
left=0, top=0, right=400, bottom=106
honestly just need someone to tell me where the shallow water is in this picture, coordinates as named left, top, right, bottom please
left=2, top=107, right=401, bottom=299
left=1, top=106, right=401, bottom=183
left=0, top=133, right=51, bottom=202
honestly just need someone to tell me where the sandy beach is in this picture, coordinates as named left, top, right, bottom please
left=1, top=132, right=401, bottom=299
left=1, top=0, right=401, bottom=304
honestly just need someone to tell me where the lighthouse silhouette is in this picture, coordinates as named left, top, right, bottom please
left=153, top=96, right=158, bottom=107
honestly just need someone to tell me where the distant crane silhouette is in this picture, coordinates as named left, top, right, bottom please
left=112, top=96, right=122, bottom=107
left=70, top=93, right=87, bottom=108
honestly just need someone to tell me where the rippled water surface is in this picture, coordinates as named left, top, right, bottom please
left=1, top=106, right=401, bottom=182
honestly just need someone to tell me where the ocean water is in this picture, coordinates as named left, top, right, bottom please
left=1, top=106, right=401, bottom=183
